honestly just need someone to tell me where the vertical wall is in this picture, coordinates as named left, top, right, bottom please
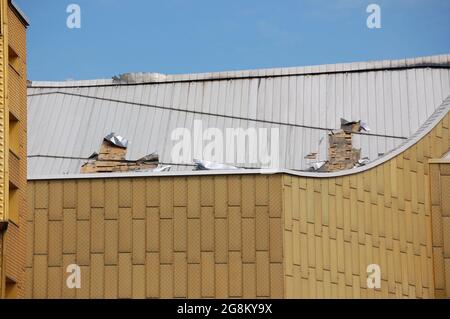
left=283, top=110, right=450, bottom=298
left=3, top=2, right=27, bottom=298
left=429, top=160, right=450, bottom=298
left=0, top=0, right=8, bottom=297
left=26, top=174, right=284, bottom=299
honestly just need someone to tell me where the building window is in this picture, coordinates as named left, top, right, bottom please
left=8, top=183, right=19, bottom=224
left=9, top=112, right=20, bottom=156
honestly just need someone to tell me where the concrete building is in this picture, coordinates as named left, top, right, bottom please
left=25, top=55, right=450, bottom=298
left=0, top=0, right=29, bottom=299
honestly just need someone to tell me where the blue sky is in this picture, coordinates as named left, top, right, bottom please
left=15, top=0, right=450, bottom=81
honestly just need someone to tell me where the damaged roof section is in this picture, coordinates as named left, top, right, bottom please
left=112, top=72, right=167, bottom=84
left=81, top=133, right=170, bottom=173
left=28, top=54, right=450, bottom=88
left=306, top=118, right=372, bottom=172
left=103, top=132, right=129, bottom=149
left=106, top=116, right=374, bottom=174
left=49, top=95, right=448, bottom=180
left=27, top=54, right=450, bottom=176
left=81, top=134, right=244, bottom=173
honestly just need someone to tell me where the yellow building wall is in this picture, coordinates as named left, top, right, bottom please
left=25, top=109, right=450, bottom=299
left=429, top=160, right=450, bottom=298
left=0, top=0, right=7, bottom=223
left=283, top=110, right=450, bottom=298
left=26, top=175, right=284, bottom=298
left=0, top=0, right=28, bottom=299
left=0, top=0, right=7, bottom=296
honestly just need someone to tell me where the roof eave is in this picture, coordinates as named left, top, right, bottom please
left=9, top=0, right=30, bottom=27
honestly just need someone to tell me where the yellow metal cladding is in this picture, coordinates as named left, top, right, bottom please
left=429, top=159, right=450, bottom=298
left=0, top=0, right=8, bottom=223
left=283, top=111, right=450, bottom=298
left=0, top=0, right=7, bottom=299
left=26, top=175, right=284, bottom=299
left=26, top=108, right=450, bottom=299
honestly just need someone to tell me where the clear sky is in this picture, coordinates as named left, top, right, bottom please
left=15, top=0, right=450, bottom=81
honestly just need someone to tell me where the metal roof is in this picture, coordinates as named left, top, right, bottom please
left=28, top=54, right=450, bottom=176
left=9, top=0, right=30, bottom=26
left=28, top=95, right=450, bottom=181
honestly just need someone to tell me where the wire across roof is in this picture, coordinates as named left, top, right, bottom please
left=28, top=54, right=450, bottom=176
left=28, top=95, right=450, bottom=180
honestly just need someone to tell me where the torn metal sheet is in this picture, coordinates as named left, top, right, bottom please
left=112, top=72, right=167, bottom=84
left=134, top=165, right=171, bottom=173
left=194, top=159, right=238, bottom=171
left=81, top=135, right=160, bottom=173
left=104, top=132, right=129, bottom=148
left=87, top=152, right=98, bottom=160
left=152, top=165, right=172, bottom=172
left=360, top=122, right=371, bottom=132
left=310, top=161, right=327, bottom=171
left=357, top=157, right=370, bottom=166
left=340, top=118, right=361, bottom=133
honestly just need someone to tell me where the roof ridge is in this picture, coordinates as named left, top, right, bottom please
left=28, top=53, right=450, bottom=88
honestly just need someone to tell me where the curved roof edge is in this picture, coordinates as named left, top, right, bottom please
left=28, top=95, right=450, bottom=181
left=28, top=54, right=450, bottom=88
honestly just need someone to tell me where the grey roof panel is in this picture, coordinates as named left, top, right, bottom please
left=28, top=96, right=450, bottom=181
left=28, top=54, right=450, bottom=176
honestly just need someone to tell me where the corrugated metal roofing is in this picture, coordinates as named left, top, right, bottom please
left=28, top=54, right=450, bottom=176
left=10, top=0, right=30, bottom=26
left=27, top=95, right=450, bottom=181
